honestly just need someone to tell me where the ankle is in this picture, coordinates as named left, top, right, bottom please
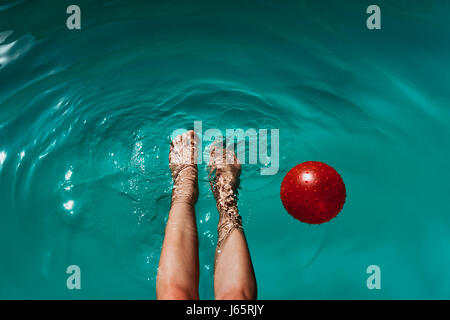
left=171, top=169, right=198, bottom=206
left=215, top=195, right=242, bottom=252
left=171, top=185, right=198, bottom=207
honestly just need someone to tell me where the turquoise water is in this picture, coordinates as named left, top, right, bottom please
left=1, top=0, right=450, bottom=299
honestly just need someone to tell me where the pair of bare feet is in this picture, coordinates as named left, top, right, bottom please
left=157, top=130, right=256, bottom=300
left=169, top=130, right=242, bottom=251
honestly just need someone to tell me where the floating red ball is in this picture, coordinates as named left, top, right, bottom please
left=280, top=161, right=346, bottom=224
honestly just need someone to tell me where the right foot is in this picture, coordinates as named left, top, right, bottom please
left=208, top=142, right=242, bottom=250
left=208, top=142, right=241, bottom=191
left=169, top=130, right=199, bottom=206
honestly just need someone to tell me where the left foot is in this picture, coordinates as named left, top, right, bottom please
left=169, top=130, right=199, bottom=206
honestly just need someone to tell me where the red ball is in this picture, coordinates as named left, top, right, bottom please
left=280, top=161, right=346, bottom=224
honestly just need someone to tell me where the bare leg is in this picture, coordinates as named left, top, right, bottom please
left=209, top=145, right=257, bottom=300
left=156, top=131, right=200, bottom=300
